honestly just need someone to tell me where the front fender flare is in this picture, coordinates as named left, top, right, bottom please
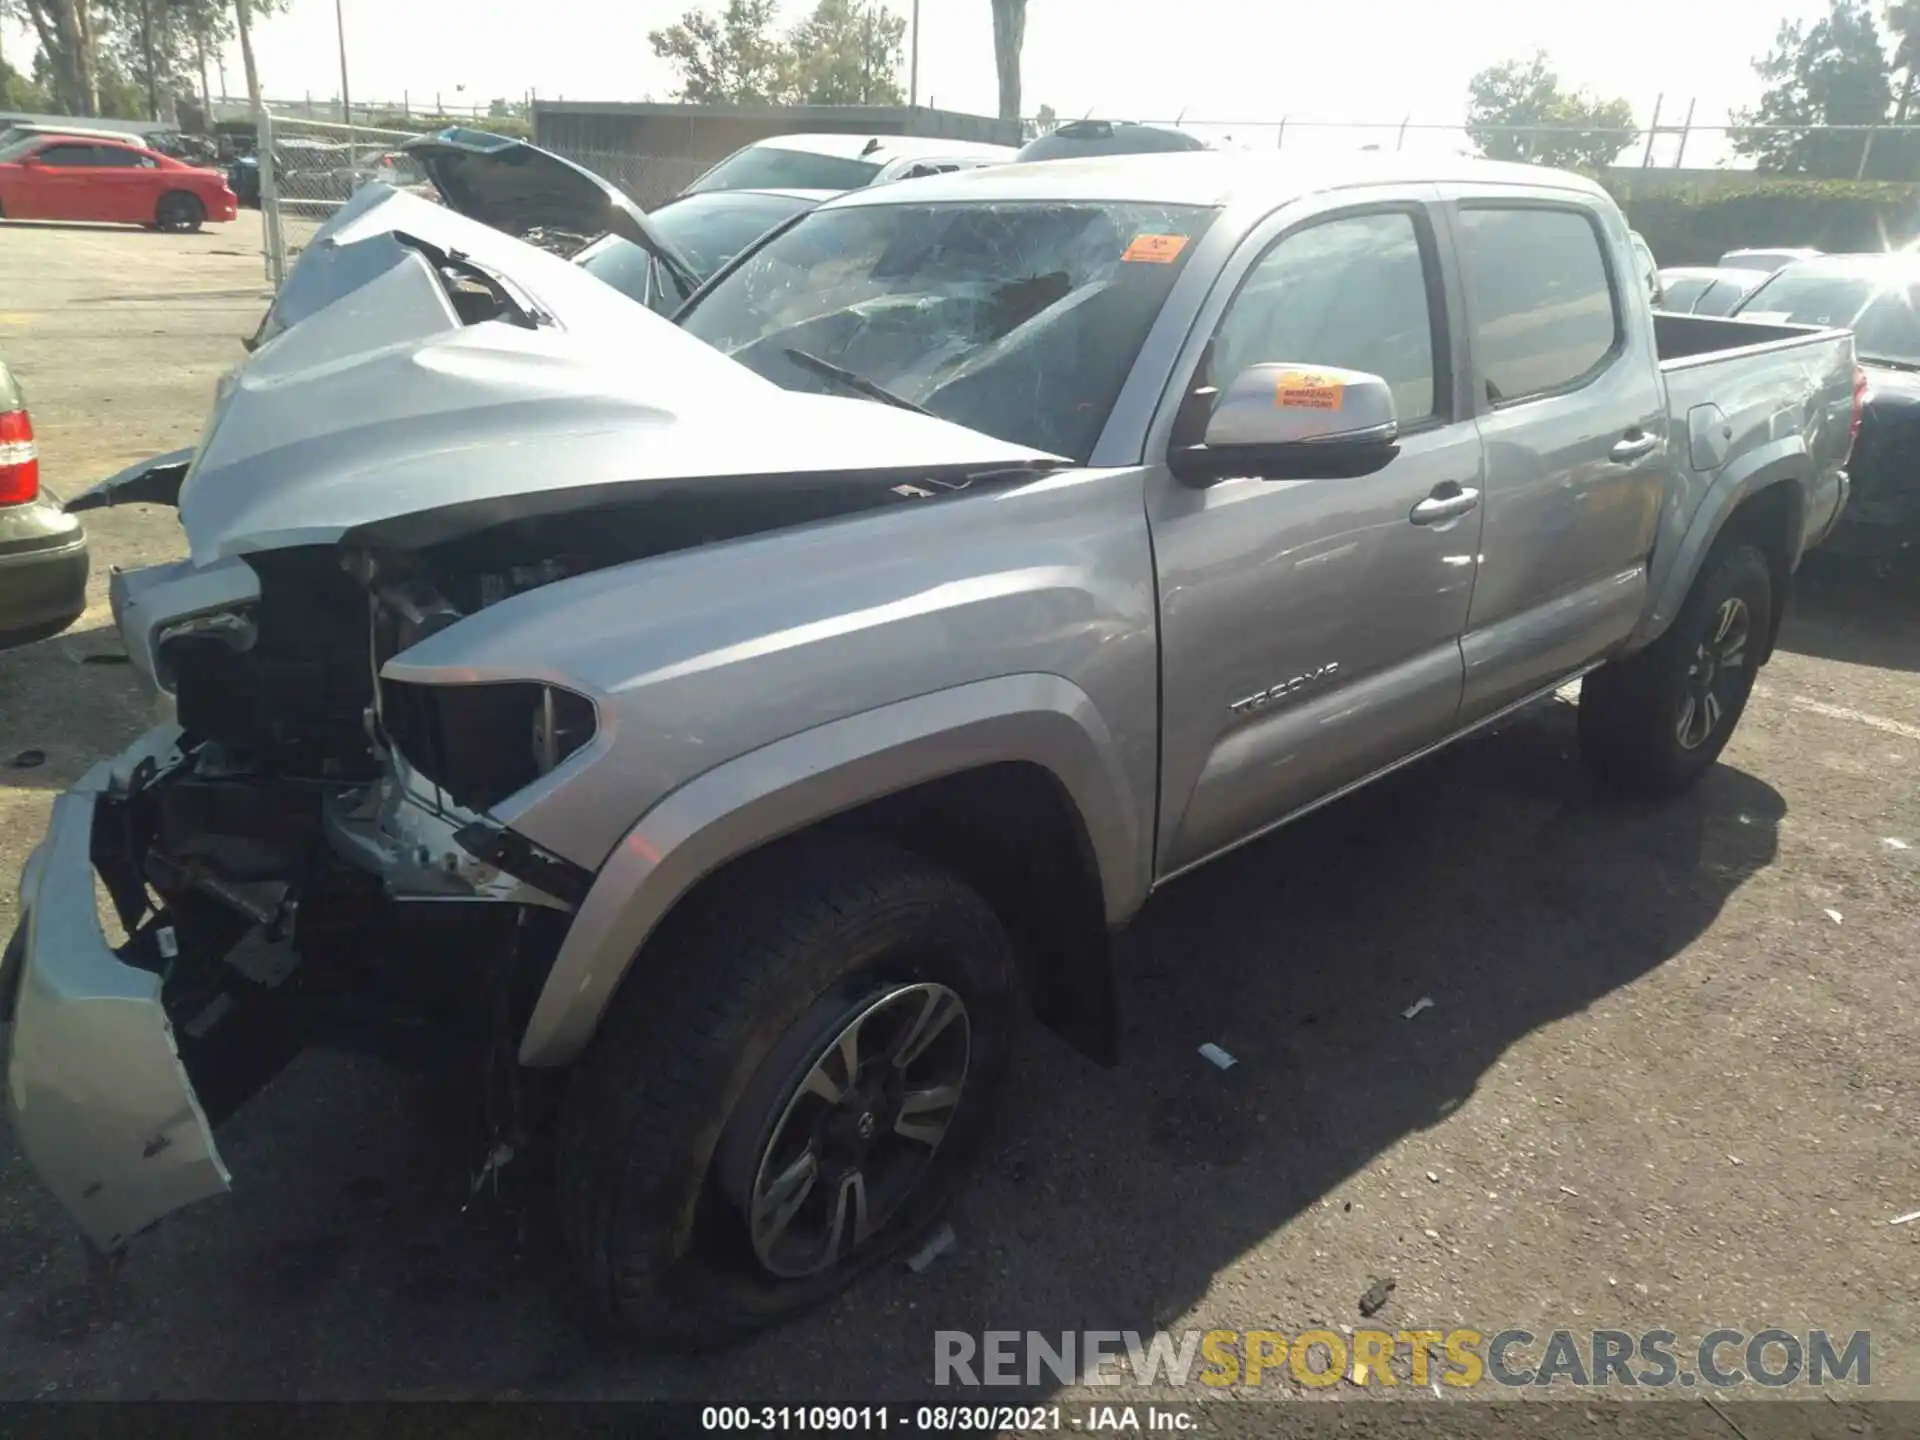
left=517, top=672, right=1146, bottom=1067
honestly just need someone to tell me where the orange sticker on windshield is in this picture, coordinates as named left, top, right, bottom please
left=1122, top=233, right=1189, bottom=264
left=1274, top=370, right=1346, bottom=410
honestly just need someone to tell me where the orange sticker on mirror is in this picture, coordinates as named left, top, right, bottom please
left=1274, top=370, right=1346, bottom=410
left=1122, top=233, right=1189, bottom=264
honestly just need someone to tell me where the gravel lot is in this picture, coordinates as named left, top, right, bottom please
left=0, top=216, right=1914, bottom=1417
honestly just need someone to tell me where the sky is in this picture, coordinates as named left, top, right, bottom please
left=4, top=0, right=1840, bottom=167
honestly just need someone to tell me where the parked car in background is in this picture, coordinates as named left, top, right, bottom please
left=0, top=131, right=236, bottom=231
left=0, top=357, right=88, bottom=649
left=1719, top=246, right=1823, bottom=274
left=29, top=153, right=1857, bottom=1345
left=680, top=132, right=1015, bottom=196
left=1657, top=266, right=1769, bottom=317
left=1629, top=230, right=1661, bottom=306
left=398, top=128, right=833, bottom=314
left=574, top=187, right=835, bottom=313
left=1014, top=118, right=1208, bottom=161
left=1733, top=252, right=1920, bottom=569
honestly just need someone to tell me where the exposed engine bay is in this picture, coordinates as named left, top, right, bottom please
left=103, top=463, right=1022, bottom=1125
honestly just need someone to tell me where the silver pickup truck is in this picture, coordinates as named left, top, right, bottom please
left=3, top=153, right=1858, bottom=1344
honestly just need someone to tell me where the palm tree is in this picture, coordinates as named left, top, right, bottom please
left=990, top=0, right=1023, bottom=121
left=234, top=0, right=263, bottom=110
left=1890, top=0, right=1920, bottom=120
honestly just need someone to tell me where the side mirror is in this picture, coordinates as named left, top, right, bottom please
left=1170, top=362, right=1400, bottom=486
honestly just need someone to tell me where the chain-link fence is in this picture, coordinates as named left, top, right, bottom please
left=251, top=110, right=427, bottom=289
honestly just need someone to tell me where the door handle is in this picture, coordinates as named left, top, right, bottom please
left=1610, top=431, right=1660, bottom=463
left=1409, top=485, right=1481, bottom=525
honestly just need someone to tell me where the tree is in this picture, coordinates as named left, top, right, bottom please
left=15, top=0, right=101, bottom=113
left=1890, top=0, right=1920, bottom=119
left=1465, top=53, right=1638, bottom=171
left=1733, top=0, right=1894, bottom=176
left=233, top=0, right=261, bottom=108
left=648, top=0, right=793, bottom=105
left=787, top=0, right=904, bottom=104
left=989, top=0, right=1022, bottom=121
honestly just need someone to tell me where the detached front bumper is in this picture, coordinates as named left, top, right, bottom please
left=3, top=729, right=230, bottom=1253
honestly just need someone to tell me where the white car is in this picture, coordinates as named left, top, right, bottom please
left=680, top=132, right=1016, bottom=196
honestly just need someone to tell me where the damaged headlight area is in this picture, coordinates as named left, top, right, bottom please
left=380, top=679, right=597, bottom=813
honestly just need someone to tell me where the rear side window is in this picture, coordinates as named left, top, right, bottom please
left=34, top=144, right=101, bottom=167
left=1456, top=206, right=1621, bottom=405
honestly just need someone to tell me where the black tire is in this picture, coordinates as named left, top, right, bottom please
left=1580, top=540, right=1773, bottom=799
left=556, top=833, right=1016, bottom=1347
left=155, top=191, right=205, bottom=233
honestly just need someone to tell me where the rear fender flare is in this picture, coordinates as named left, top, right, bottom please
left=1632, top=436, right=1809, bottom=651
left=516, top=673, right=1146, bottom=1067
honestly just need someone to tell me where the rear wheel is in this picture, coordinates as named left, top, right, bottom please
left=556, top=833, right=1016, bottom=1346
left=1580, top=540, right=1773, bottom=798
left=155, top=192, right=205, bottom=233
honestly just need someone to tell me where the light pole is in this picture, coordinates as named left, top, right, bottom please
left=335, top=0, right=352, bottom=128
left=909, top=0, right=920, bottom=108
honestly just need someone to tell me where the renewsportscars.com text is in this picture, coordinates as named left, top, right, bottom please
left=934, top=1327, right=1871, bottom=1390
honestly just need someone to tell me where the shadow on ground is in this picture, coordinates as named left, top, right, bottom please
left=0, top=695, right=1786, bottom=1400
left=1781, top=560, right=1920, bottom=673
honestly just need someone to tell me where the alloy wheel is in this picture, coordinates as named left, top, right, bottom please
left=1676, top=596, right=1750, bottom=750
left=725, top=982, right=971, bottom=1280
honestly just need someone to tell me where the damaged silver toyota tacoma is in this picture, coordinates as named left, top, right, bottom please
left=3, top=152, right=1860, bottom=1345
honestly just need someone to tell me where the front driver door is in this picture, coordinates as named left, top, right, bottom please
left=1147, top=195, right=1487, bottom=877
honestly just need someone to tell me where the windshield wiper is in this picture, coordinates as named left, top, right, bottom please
left=781, top=347, right=931, bottom=415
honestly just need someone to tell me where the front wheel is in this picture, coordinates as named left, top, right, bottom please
left=556, top=834, right=1016, bottom=1346
left=1580, top=541, right=1773, bottom=798
left=155, top=191, right=205, bottom=233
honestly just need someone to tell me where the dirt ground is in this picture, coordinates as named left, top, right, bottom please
left=0, top=216, right=1914, bottom=1421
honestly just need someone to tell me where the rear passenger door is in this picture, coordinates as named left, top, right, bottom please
left=1446, top=196, right=1667, bottom=723
left=87, top=145, right=162, bottom=225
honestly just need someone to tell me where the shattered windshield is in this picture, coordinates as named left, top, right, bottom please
left=677, top=199, right=1219, bottom=461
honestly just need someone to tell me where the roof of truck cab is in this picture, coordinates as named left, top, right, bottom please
left=821, top=150, right=1610, bottom=211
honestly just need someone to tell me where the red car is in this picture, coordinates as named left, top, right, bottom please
left=0, top=131, right=238, bottom=232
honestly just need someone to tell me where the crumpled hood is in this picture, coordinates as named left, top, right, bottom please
left=163, top=185, right=1060, bottom=565
left=399, top=126, right=696, bottom=286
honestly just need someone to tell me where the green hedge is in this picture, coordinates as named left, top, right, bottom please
left=1602, top=176, right=1920, bottom=266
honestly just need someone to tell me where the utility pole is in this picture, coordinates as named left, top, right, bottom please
left=335, top=0, right=353, bottom=128
left=909, top=0, right=920, bottom=107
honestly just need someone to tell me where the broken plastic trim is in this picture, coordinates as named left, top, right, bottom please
left=66, top=450, right=195, bottom=515
left=393, top=234, right=553, bottom=331
left=452, top=820, right=592, bottom=908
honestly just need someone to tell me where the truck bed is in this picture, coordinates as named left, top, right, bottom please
left=1655, top=310, right=1856, bottom=447
left=1655, top=310, right=1841, bottom=368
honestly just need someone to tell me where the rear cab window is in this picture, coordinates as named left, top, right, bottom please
left=1454, top=204, right=1623, bottom=406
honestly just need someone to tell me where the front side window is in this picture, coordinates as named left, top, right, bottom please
left=678, top=199, right=1218, bottom=461
left=92, top=147, right=149, bottom=168
left=1209, top=208, right=1442, bottom=423
left=1456, top=206, right=1621, bottom=404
